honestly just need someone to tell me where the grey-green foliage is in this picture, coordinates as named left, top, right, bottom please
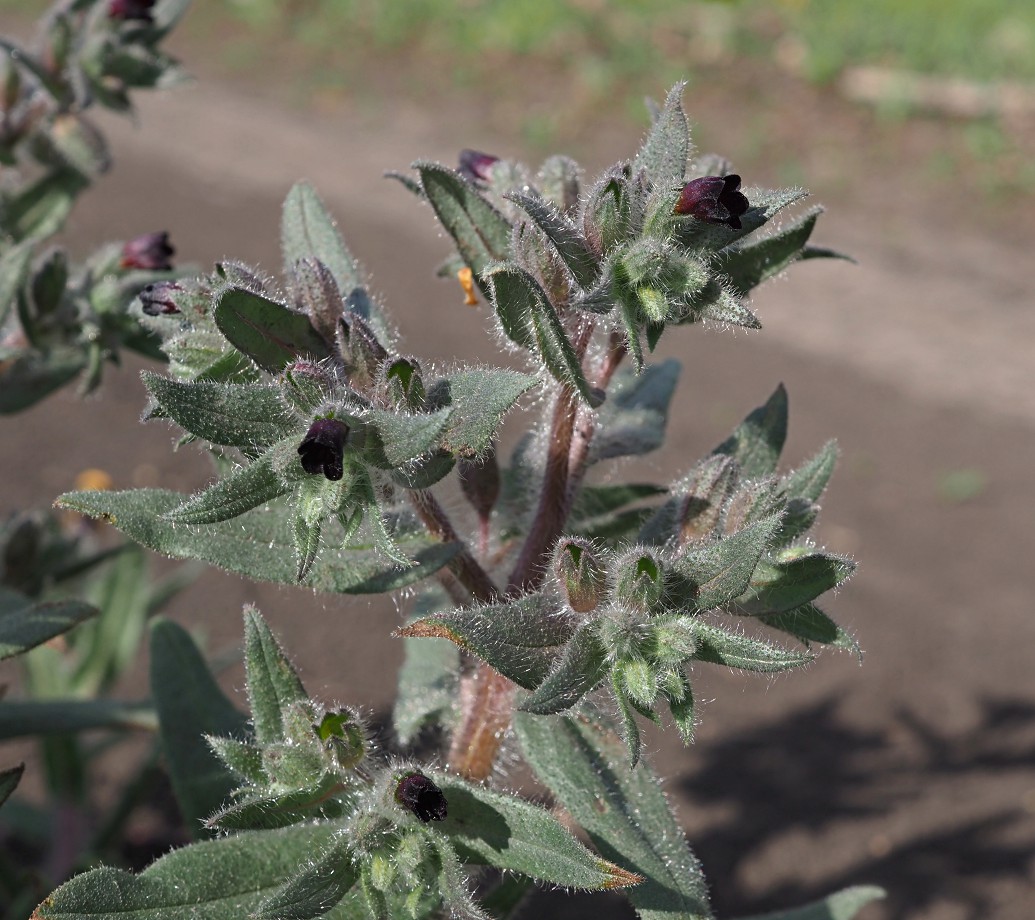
left=409, top=385, right=855, bottom=763
left=23, top=73, right=880, bottom=920
left=0, top=0, right=191, bottom=409
left=36, top=608, right=643, bottom=919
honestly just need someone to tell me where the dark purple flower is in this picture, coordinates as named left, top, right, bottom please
left=108, top=0, right=156, bottom=22
left=297, top=418, right=350, bottom=481
left=139, top=281, right=183, bottom=316
left=121, top=231, right=174, bottom=271
left=458, top=149, right=499, bottom=184
left=674, top=174, right=749, bottom=230
left=395, top=771, right=447, bottom=823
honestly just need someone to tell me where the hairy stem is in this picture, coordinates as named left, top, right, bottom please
left=409, top=489, right=498, bottom=604
left=449, top=321, right=597, bottom=780
left=564, top=330, right=627, bottom=512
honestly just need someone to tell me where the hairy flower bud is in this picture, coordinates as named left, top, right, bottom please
left=337, top=312, right=387, bottom=391
left=554, top=538, right=608, bottom=613
left=394, top=771, right=447, bottom=823
left=298, top=417, right=350, bottom=481
left=120, top=231, right=174, bottom=271
left=457, top=149, right=499, bottom=184
left=612, top=549, right=665, bottom=613
left=108, top=0, right=156, bottom=22
left=138, top=281, right=183, bottom=315
left=384, top=357, right=425, bottom=410
left=674, top=175, right=749, bottom=230
left=314, top=709, right=367, bottom=769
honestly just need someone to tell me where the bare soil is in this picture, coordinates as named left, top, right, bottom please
left=1, top=38, right=1033, bottom=920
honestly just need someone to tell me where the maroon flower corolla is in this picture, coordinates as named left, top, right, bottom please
left=121, top=231, right=174, bottom=271
left=108, top=0, right=156, bottom=22
left=674, top=174, right=749, bottom=230
left=458, top=149, right=499, bottom=184
left=395, top=771, right=448, bottom=823
left=139, top=281, right=182, bottom=316
left=297, top=418, right=350, bottom=481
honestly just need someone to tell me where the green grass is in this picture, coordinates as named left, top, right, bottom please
left=203, top=0, right=1035, bottom=88
left=776, top=0, right=1035, bottom=84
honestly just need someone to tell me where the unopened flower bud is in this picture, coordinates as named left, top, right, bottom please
left=457, top=149, right=499, bottom=184
left=297, top=417, right=350, bottom=481
left=615, top=656, right=657, bottom=709
left=554, top=538, right=607, bottom=613
left=120, top=231, right=174, bottom=271
left=314, top=709, right=367, bottom=769
left=394, top=771, right=447, bottom=823
left=459, top=453, right=500, bottom=524
left=612, top=549, right=665, bottom=613
left=139, top=281, right=183, bottom=315
left=108, top=0, right=156, bottom=22
left=384, top=357, right=425, bottom=410
left=674, top=175, right=749, bottom=230
left=337, top=312, right=387, bottom=391
left=283, top=361, right=337, bottom=413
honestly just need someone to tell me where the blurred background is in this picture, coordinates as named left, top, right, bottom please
left=1, top=1, right=1033, bottom=918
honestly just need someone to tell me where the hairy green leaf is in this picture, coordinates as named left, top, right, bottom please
left=415, top=162, right=512, bottom=282
left=399, top=594, right=575, bottom=690
left=668, top=514, right=782, bottom=612
left=254, top=833, right=359, bottom=920
left=33, top=823, right=340, bottom=920
left=214, top=288, right=331, bottom=373
left=164, top=449, right=292, bottom=525
left=244, top=607, right=309, bottom=745
left=714, top=383, right=788, bottom=479
left=0, top=588, right=96, bottom=660
left=515, top=712, right=713, bottom=920
left=143, top=373, right=298, bottom=449
left=209, top=773, right=350, bottom=832
left=428, top=367, right=538, bottom=457
left=281, top=181, right=364, bottom=298
left=739, top=553, right=855, bottom=615
left=520, top=621, right=609, bottom=714
left=149, top=618, right=248, bottom=836
left=639, top=454, right=738, bottom=546
left=757, top=603, right=860, bottom=657
left=589, top=359, right=680, bottom=464
left=367, top=406, right=453, bottom=467
left=507, top=191, right=599, bottom=288
left=485, top=264, right=594, bottom=404
left=56, top=489, right=460, bottom=595
left=690, top=621, right=812, bottom=672
left=723, top=207, right=823, bottom=297
left=434, top=774, right=643, bottom=890
left=776, top=440, right=838, bottom=543
left=634, top=82, right=690, bottom=187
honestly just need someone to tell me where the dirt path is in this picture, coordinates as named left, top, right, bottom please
left=2, top=79, right=1033, bottom=919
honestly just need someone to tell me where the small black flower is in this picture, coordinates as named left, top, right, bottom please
left=458, top=149, right=499, bottom=184
left=394, top=771, right=448, bottom=823
left=674, top=175, right=749, bottom=230
left=139, top=281, right=183, bottom=316
left=108, top=0, right=156, bottom=22
left=297, top=418, right=350, bottom=481
left=121, top=231, right=174, bottom=271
